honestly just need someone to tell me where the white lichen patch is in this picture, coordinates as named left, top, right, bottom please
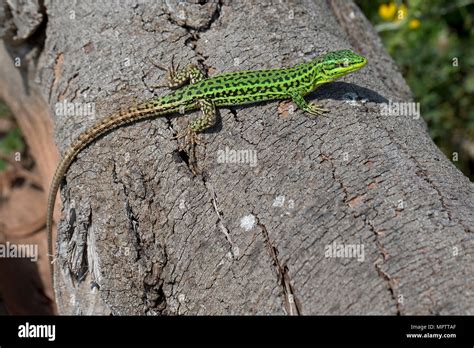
left=178, top=293, right=186, bottom=303
left=273, top=195, right=285, bottom=207
left=240, top=214, right=256, bottom=231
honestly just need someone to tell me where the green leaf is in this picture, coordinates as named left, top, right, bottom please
left=0, top=128, right=24, bottom=155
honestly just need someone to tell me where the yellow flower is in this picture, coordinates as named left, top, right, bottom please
left=395, top=3, right=408, bottom=22
left=409, top=19, right=421, bottom=29
left=379, top=2, right=397, bottom=21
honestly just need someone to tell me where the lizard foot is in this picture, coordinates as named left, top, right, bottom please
left=149, top=55, right=182, bottom=89
left=173, top=129, right=203, bottom=175
left=305, top=102, right=329, bottom=118
left=173, top=128, right=203, bottom=146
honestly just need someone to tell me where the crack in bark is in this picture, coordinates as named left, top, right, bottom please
left=50, top=52, right=63, bottom=102
left=228, top=107, right=239, bottom=123
left=64, top=201, right=90, bottom=284
left=254, top=215, right=301, bottom=315
left=163, top=0, right=223, bottom=33
left=366, top=217, right=402, bottom=315
left=321, top=152, right=349, bottom=202
left=209, top=185, right=237, bottom=255
left=415, top=167, right=471, bottom=233
left=111, top=160, right=142, bottom=262
left=81, top=206, right=92, bottom=282
left=155, top=244, right=169, bottom=314
left=228, top=107, right=260, bottom=147
left=322, top=152, right=402, bottom=314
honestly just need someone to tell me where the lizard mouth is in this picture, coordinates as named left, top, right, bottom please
left=324, top=57, right=368, bottom=79
left=349, top=57, right=368, bottom=72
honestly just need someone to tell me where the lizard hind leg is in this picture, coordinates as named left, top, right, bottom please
left=174, top=99, right=216, bottom=173
left=174, top=99, right=216, bottom=146
left=151, top=55, right=206, bottom=89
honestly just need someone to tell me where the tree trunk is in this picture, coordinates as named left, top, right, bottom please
left=1, top=0, right=472, bottom=315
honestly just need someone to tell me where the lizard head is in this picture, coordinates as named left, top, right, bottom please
left=315, top=49, right=367, bottom=82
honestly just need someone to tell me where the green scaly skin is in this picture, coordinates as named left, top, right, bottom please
left=46, top=49, right=367, bottom=299
left=151, top=49, right=367, bottom=128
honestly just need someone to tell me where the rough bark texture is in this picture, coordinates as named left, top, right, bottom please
left=1, top=0, right=473, bottom=315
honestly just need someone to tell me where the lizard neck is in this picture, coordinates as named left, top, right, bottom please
left=290, top=61, right=327, bottom=96
left=309, top=62, right=333, bottom=91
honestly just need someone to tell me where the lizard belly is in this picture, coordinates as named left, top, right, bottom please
left=212, top=92, right=287, bottom=107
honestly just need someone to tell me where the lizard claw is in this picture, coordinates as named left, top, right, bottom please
left=150, top=83, right=170, bottom=90
left=173, top=129, right=203, bottom=175
left=173, top=129, right=202, bottom=146
left=147, top=56, right=168, bottom=71
left=306, top=102, right=329, bottom=118
left=149, top=54, right=182, bottom=89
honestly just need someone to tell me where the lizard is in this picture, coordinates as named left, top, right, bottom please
left=46, top=49, right=367, bottom=294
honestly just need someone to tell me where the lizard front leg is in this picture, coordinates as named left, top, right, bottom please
left=290, top=91, right=329, bottom=117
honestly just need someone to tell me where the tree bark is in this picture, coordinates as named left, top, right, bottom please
left=1, top=0, right=472, bottom=315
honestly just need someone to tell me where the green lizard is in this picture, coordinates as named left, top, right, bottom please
left=46, top=49, right=367, bottom=293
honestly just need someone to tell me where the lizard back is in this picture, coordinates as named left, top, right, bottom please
left=161, top=62, right=316, bottom=107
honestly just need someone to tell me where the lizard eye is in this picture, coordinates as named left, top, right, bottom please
left=340, top=59, right=349, bottom=67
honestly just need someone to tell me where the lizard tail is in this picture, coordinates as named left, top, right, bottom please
left=46, top=104, right=179, bottom=295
